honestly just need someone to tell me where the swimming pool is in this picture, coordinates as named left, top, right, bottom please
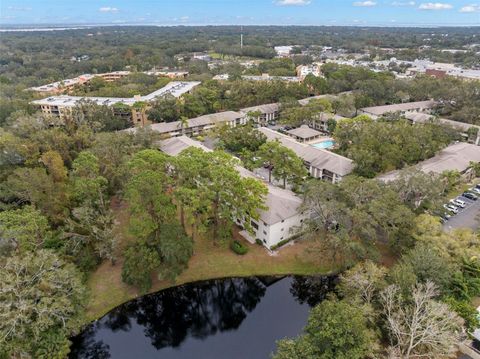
left=311, top=140, right=335, bottom=149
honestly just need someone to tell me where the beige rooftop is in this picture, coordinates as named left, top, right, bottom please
left=287, top=125, right=322, bottom=139
left=379, top=142, right=480, bottom=182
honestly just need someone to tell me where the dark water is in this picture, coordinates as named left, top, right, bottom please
left=70, top=275, right=336, bottom=359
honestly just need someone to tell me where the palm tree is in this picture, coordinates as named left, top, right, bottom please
left=179, top=116, right=189, bottom=135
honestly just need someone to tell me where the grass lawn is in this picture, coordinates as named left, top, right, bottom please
left=85, top=202, right=339, bottom=322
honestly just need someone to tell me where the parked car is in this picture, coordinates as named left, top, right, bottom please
left=476, top=183, right=480, bottom=190
left=443, top=204, right=459, bottom=214
left=470, top=187, right=480, bottom=195
left=463, top=192, right=478, bottom=200
left=451, top=198, right=466, bottom=208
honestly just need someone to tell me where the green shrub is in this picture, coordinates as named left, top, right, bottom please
left=270, top=238, right=292, bottom=251
left=255, top=238, right=263, bottom=246
left=230, top=240, right=248, bottom=255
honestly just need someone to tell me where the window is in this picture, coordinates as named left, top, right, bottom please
left=251, top=220, right=259, bottom=230
left=281, top=228, right=284, bottom=231
left=263, top=230, right=267, bottom=235
left=281, top=220, right=284, bottom=223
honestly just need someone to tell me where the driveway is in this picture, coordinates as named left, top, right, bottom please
left=443, top=194, right=480, bottom=231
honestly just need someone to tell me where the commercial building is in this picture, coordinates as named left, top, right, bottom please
left=31, top=81, right=201, bottom=126
left=159, top=136, right=305, bottom=249
left=359, top=100, right=437, bottom=119
left=407, top=60, right=480, bottom=81
left=258, top=128, right=354, bottom=183
left=378, top=142, right=480, bottom=182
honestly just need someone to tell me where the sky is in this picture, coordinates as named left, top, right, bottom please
left=0, top=0, right=479, bottom=27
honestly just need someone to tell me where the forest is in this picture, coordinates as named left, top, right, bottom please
left=0, top=26, right=479, bottom=358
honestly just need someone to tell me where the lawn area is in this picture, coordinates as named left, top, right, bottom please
left=85, top=202, right=339, bottom=323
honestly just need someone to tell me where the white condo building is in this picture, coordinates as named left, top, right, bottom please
left=159, top=136, right=306, bottom=249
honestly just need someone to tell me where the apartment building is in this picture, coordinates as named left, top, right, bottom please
left=97, top=71, right=131, bottom=82
left=359, top=100, right=437, bottom=120
left=258, top=128, right=354, bottom=183
left=159, top=136, right=306, bottom=249
left=404, top=112, right=480, bottom=146
left=145, top=70, right=189, bottom=79
left=31, top=81, right=201, bottom=126
left=379, top=142, right=480, bottom=182
left=296, top=64, right=322, bottom=80
left=28, top=74, right=96, bottom=94
left=125, top=111, right=245, bottom=137
left=240, top=103, right=280, bottom=125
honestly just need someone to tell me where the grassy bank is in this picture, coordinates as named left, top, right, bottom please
left=85, top=205, right=339, bottom=322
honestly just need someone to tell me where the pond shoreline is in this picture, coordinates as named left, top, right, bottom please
left=71, top=275, right=339, bottom=359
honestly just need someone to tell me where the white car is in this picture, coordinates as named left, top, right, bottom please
left=451, top=199, right=466, bottom=208
left=471, top=187, right=480, bottom=195
left=443, top=204, right=459, bottom=214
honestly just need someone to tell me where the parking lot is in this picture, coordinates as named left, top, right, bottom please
left=443, top=192, right=480, bottom=231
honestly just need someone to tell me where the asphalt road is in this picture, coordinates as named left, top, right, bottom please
left=443, top=193, right=480, bottom=231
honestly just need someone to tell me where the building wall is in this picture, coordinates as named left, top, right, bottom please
left=249, top=213, right=305, bottom=248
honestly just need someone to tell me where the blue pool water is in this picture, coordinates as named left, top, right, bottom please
left=311, top=140, right=335, bottom=149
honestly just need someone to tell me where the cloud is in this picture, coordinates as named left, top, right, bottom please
left=179, top=16, right=190, bottom=21
left=99, top=7, right=119, bottom=13
left=7, top=6, right=32, bottom=11
left=353, top=1, right=377, bottom=7
left=391, top=1, right=415, bottom=6
left=459, top=4, right=480, bottom=12
left=418, top=2, right=453, bottom=10
left=275, top=0, right=311, bottom=6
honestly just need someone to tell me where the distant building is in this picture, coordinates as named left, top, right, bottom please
left=296, top=64, right=322, bottom=80
left=404, top=112, right=480, bottom=146
left=240, top=103, right=280, bottom=125
left=212, top=74, right=230, bottom=81
left=31, top=81, right=201, bottom=126
left=258, top=128, right=354, bottom=183
left=407, top=60, right=480, bottom=81
left=242, top=74, right=300, bottom=82
left=358, top=100, right=437, bottom=120
left=28, top=74, right=96, bottom=94
left=146, top=70, right=189, bottom=79
left=125, top=111, right=245, bottom=136
left=274, top=46, right=294, bottom=57
left=425, top=68, right=447, bottom=79
left=193, top=53, right=212, bottom=62
left=97, top=71, right=130, bottom=82
left=159, top=136, right=306, bottom=249
left=378, top=142, right=480, bottom=182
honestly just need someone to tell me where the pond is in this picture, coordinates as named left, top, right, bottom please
left=70, top=275, right=337, bottom=359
